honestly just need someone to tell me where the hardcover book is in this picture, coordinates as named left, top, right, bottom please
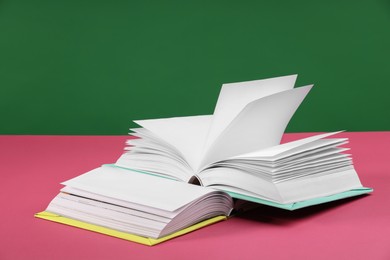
left=36, top=75, right=372, bottom=245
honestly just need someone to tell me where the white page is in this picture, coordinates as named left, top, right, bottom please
left=47, top=202, right=163, bottom=238
left=134, top=115, right=212, bottom=172
left=273, top=163, right=354, bottom=183
left=60, top=186, right=177, bottom=218
left=276, top=167, right=362, bottom=203
left=50, top=194, right=168, bottom=227
left=62, top=166, right=214, bottom=212
left=274, top=153, right=351, bottom=172
left=200, top=85, right=313, bottom=168
left=199, top=167, right=283, bottom=202
left=116, top=153, right=193, bottom=181
left=118, top=130, right=195, bottom=180
left=203, top=75, right=297, bottom=155
left=272, top=138, right=347, bottom=161
left=125, top=128, right=191, bottom=168
left=232, top=132, right=343, bottom=159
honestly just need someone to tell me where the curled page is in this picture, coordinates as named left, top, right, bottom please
left=203, top=75, right=297, bottom=156
left=134, top=115, right=212, bottom=171
left=200, top=85, right=313, bottom=169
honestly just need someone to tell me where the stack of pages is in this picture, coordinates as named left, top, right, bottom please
left=36, top=75, right=372, bottom=245
left=41, top=166, right=233, bottom=245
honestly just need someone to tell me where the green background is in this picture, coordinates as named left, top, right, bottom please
left=1, top=0, right=389, bottom=135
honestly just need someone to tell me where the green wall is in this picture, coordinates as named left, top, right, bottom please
left=1, top=0, right=389, bottom=135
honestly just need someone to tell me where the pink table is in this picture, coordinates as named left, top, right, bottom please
left=1, top=132, right=389, bottom=260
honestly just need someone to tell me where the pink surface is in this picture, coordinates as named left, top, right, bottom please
left=0, top=132, right=389, bottom=260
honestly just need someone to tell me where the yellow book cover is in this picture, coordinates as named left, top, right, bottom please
left=35, top=211, right=227, bottom=246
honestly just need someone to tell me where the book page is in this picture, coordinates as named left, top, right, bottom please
left=202, top=75, right=297, bottom=157
left=134, top=115, right=212, bottom=172
left=275, top=168, right=362, bottom=203
left=200, top=85, right=313, bottom=168
left=232, top=132, right=343, bottom=159
left=62, top=166, right=216, bottom=212
left=117, top=129, right=195, bottom=181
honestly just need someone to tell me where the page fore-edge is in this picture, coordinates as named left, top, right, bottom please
left=34, top=211, right=227, bottom=246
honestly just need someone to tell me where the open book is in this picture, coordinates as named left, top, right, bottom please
left=36, top=75, right=372, bottom=245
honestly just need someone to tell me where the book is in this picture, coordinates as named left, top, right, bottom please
left=36, top=166, right=232, bottom=245
left=36, top=75, right=372, bottom=245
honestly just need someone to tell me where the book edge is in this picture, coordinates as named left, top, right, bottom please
left=34, top=211, right=227, bottom=246
left=226, top=187, right=373, bottom=210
